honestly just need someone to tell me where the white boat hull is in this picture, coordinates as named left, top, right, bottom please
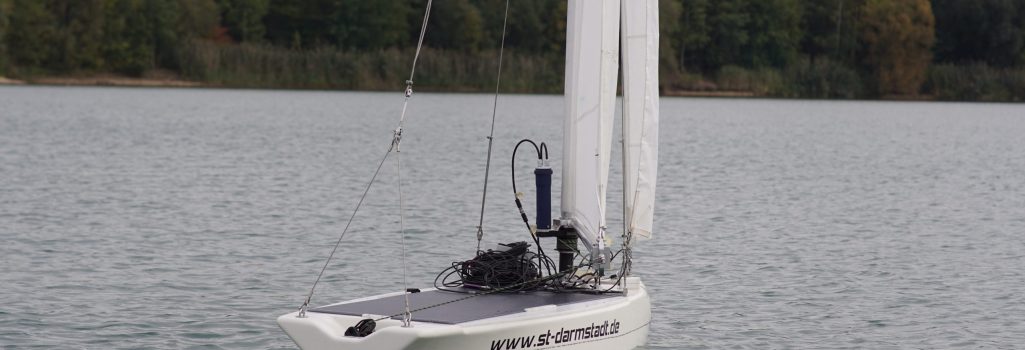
left=278, top=278, right=650, bottom=350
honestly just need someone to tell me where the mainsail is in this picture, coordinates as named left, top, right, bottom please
left=562, top=0, right=620, bottom=250
left=621, top=0, right=660, bottom=239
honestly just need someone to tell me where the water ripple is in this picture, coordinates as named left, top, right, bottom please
left=2, top=87, right=1024, bottom=348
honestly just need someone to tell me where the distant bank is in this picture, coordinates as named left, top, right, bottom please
left=4, top=1, right=1025, bottom=102
left=0, top=71, right=984, bottom=101
left=0, top=74, right=200, bottom=88
left=0, top=75, right=23, bottom=85
left=3, top=40, right=1023, bottom=102
left=0, top=73, right=756, bottom=98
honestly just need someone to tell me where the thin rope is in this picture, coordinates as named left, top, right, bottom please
left=396, top=145, right=412, bottom=327
left=407, top=0, right=434, bottom=84
left=475, top=0, right=512, bottom=252
left=390, top=0, right=433, bottom=327
left=397, top=0, right=433, bottom=128
left=299, top=149, right=392, bottom=317
left=298, top=0, right=434, bottom=318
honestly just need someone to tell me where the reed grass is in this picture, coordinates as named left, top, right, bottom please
left=709, top=59, right=865, bottom=99
left=9, top=39, right=1023, bottom=102
left=177, top=40, right=563, bottom=93
left=924, top=63, right=1025, bottom=102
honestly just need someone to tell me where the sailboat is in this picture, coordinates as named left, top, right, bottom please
left=277, top=0, right=660, bottom=349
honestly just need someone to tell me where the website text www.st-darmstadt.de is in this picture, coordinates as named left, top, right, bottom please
left=489, top=319, right=621, bottom=349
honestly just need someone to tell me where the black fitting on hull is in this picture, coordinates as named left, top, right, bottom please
left=539, top=225, right=578, bottom=274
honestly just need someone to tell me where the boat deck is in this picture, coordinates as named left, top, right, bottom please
left=310, top=288, right=619, bottom=324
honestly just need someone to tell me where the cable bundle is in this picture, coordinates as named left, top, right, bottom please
left=436, top=242, right=555, bottom=292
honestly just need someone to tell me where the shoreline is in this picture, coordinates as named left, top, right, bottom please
left=0, top=76, right=26, bottom=85
left=0, top=74, right=769, bottom=97
left=1, top=75, right=203, bottom=88
left=662, top=89, right=756, bottom=98
left=0, top=75, right=985, bottom=102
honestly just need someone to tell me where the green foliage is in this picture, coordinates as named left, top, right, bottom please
left=0, top=0, right=1023, bottom=101
left=746, top=0, right=802, bottom=68
left=422, top=0, right=483, bottom=51
left=932, top=0, right=1025, bottom=67
left=540, top=0, right=567, bottom=54
left=478, top=0, right=552, bottom=52
left=704, top=0, right=749, bottom=71
left=5, top=0, right=57, bottom=68
left=659, top=0, right=682, bottom=77
left=0, top=0, right=217, bottom=76
left=799, top=0, right=860, bottom=64
left=50, top=0, right=107, bottom=71
left=142, top=0, right=183, bottom=69
left=333, top=0, right=408, bottom=49
left=263, top=0, right=338, bottom=48
left=799, top=1, right=834, bottom=61
left=688, top=0, right=801, bottom=70
left=217, top=0, right=268, bottom=42
left=103, top=0, right=154, bottom=75
left=677, top=0, right=709, bottom=72
left=0, top=0, right=9, bottom=73
left=178, top=0, right=220, bottom=40
left=860, top=0, right=935, bottom=95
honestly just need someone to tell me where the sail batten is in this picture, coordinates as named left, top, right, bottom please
left=562, top=0, right=620, bottom=249
left=621, top=0, right=660, bottom=239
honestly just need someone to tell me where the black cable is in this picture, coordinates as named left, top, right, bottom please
left=435, top=242, right=555, bottom=293
left=510, top=139, right=556, bottom=276
left=432, top=244, right=629, bottom=295
left=510, top=139, right=540, bottom=195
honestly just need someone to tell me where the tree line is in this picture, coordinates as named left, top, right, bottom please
left=1, top=0, right=1023, bottom=100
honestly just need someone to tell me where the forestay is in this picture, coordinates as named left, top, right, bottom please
left=562, top=0, right=621, bottom=251
left=621, top=0, right=660, bottom=239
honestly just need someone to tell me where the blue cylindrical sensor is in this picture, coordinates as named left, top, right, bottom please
left=534, top=166, right=553, bottom=231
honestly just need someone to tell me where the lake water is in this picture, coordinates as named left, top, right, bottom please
left=1, top=85, right=1024, bottom=349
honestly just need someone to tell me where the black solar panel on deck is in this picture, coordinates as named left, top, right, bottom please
left=310, top=289, right=620, bottom=324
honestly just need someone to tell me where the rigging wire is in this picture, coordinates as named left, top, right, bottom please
left=407, top=0, right=434, bottom=84
left=298, top=149, right=392, bottom=318
left=298, top=0, right=434, bottom=319
left=396, top=144, right=412, bottom=327
left=474, top=0, right=512, bottom=252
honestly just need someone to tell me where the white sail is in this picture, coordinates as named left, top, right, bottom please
left=621, top=0, right=659, bottom=239
left=562, top=0, right=620, bottom=250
